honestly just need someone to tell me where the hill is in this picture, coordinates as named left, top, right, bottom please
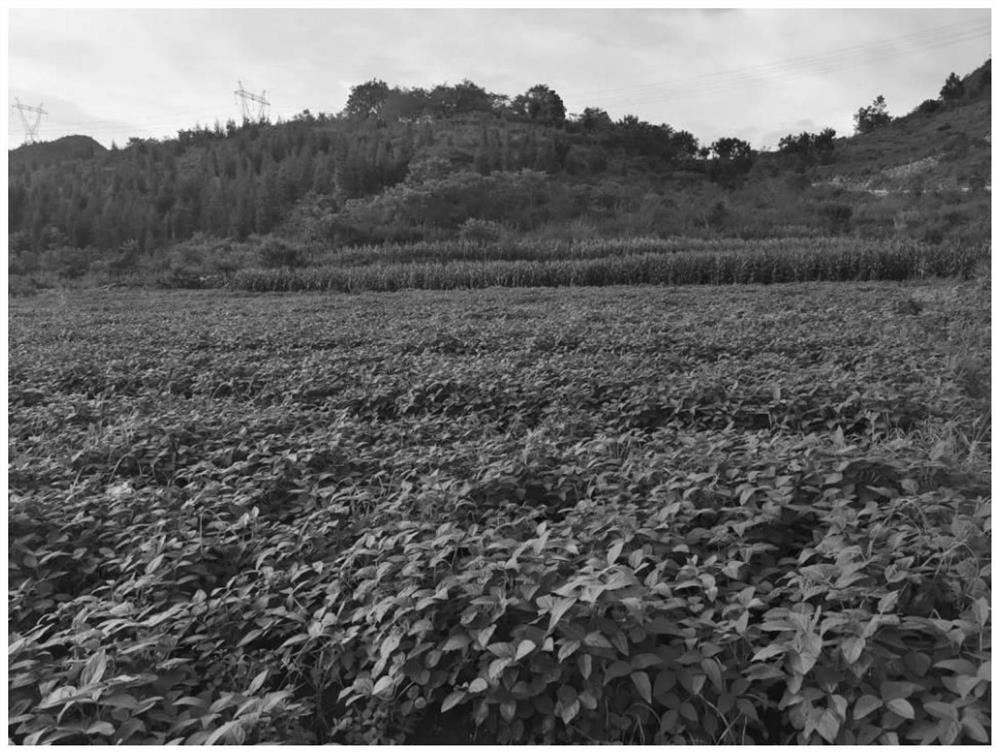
left=8, top=134, right=106, bottom=168
left=7, top=60, right=991, bottom=285
left=813, top=62, right=990, bottom=192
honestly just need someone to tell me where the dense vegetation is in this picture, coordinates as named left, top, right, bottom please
left=9, top=281, right=990, bottom=744
left=7, top=61, right=991, bottom=292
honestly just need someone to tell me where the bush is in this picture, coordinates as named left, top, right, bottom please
left=819, top=204, right=853, bottom=235
left=459, top=219, right=506, bottom=243
left=257, top=237, right=308, bottom=268
left=38, top=246, right=92, bottom=279
left=914, top=99, right=943, bottom=115
left=8, top=275, right=38, bottom=297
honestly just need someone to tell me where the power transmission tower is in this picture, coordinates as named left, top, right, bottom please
left=234, top=80, right=270, bottom=123
left=11, top=98, right=47, bottom=144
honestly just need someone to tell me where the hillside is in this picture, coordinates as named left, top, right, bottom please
left=8, top=134, right=106, bottom=168
left=7, top=60, right=991, bottom=285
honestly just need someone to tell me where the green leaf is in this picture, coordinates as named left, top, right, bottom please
left=500, top=700, right=517, bottom=722
left=659, top=708, right=679, bottom=733
left=557, top=639, right=581, bottom=662
left=476, top=625, right=496, bottom=648
left=630, top=652, right=663, bottom=670
left=80, top=650, right=108, bottom=687
left=840, top=636, right=864, bottom=664
left=751, top=643, right=786, bottom=662
left=955, top=675, right=980, bottom=698
left=701, top=658, right=723, bottom=693
left=815, top=709, right=840, bottom=743
left=605, top=660, right=632, bottom=681
left=962, top=715, right=989, bottom=743
left=886, top=698, right=915, bottom=720
left=679, top=701, right=698, bottom=722
left=970, top=596, right=989, bottom=627
left=37, top=685, right=79, bottom=710
left=554, top=687, right=577, bottom=717
left=85, top=721, right=115, bottom=737
left=978, top=661, right=991, bottom=681
left=99, top=693, right=139, bottom=710
left=679, top=671, right=706, bottom=697
left=903, top=651, right=931, bottom=677
left=559, top=697, right=580, bottom=725
left=204, top=721, right=245, bottom=745
left=515, top=639, right=535, bottom=661
left=607, top=539, right=624, bottom=566
left=372, top=676, right=394, bottom=697
left=442, top=633, right=471, bottom=652
left=468, top=678, right=488, bottom=694
left=878, top=591, right=900, bottom=614
left=880, top=680, right=916, bottom=700
left=583, top=631, right=612, bottom=649
left=577, top=653, right=592, bottom=680
left=441, top=689, right=466, bottom=712
left=247, top=669, right=268, bottom=695
left=547, top=596, right=577, bottom=632
left=853, top=694, right=882, bottom=720
left=934, top=658, right=977, bottom=675
left=488, top=657, right=513, bottom=680
left=630, top=671, right=652, bottom=705
left=923, top=701, right=957, bottom=720
left=653, top=669, right=677, bottom=702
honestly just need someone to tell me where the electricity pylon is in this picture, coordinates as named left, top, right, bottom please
left=11, top=98, right=47, bottom=144
left=234, top=80, right=270, bottom=123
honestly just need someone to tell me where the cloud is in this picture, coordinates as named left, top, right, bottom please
left=6, top=8, right=991, bottom=150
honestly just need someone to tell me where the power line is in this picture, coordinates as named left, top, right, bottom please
left=570, top=22, right=990, bottom=110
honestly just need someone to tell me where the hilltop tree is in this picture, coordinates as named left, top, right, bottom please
left=707, top=137, right=753, bottom=186
left=429, top=79, right=495, bottom=117
left=513, top=84, right=566, bottom=125
left=940, top=72, right=965, bottom=102
left=671, top=130, right=700, bottom=159
left=345, top=79, right=391, bottom=119
left=777, top=127, right=836, bottom=167
left=853, top=95, right=892, bottom=134
left=710, top=137, right=752, bottom=165
left=578, top=107, right=613, bottom=131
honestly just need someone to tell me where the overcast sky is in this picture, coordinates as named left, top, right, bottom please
left=6, top=7, right=992, bottom=151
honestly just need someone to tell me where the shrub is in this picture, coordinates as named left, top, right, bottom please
left=8, top=275, right=38, bottom=297
left=257, top=237, right=307, bottom=268
left=914, top=99, right=943, bottom=115
left=459, top=219, right=506, bottom=243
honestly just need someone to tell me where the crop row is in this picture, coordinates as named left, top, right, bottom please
left=306, top=236, right=914, bottom=267
left=228, top=241, right=987, bottom=292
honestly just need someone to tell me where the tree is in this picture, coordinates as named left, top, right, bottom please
left=671, top=130, right=699, bottom=159
left=711, top=137, right=752, bottom=164
left=940, top=72, right=965, bottom=102
left=513, top=84, right=566, bottom=125
left=344, top=79, right=391, bottom=119
left=578, top=107, right=613, bottom=131
left=428, top=79, right=494, bottom=116
left=777, top=128, right=835, bottom=167
left=381, top=88, right=430, bottom=122
left=854, top=95, right=891, bottom=134
left=708, top=137, right=753, bottom=186
left=814, top=128, right=836, bottom=164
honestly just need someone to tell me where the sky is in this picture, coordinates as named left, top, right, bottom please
left=6, top=6, right=993, bottom=152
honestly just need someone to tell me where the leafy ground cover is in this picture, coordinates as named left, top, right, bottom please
left=8, top=280, right=990, bottom=744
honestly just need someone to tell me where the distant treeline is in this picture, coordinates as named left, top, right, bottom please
left=7, top=61, right=992, bottom=283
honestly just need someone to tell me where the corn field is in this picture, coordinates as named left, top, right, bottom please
left=228, top=238, right=988, bottom=293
